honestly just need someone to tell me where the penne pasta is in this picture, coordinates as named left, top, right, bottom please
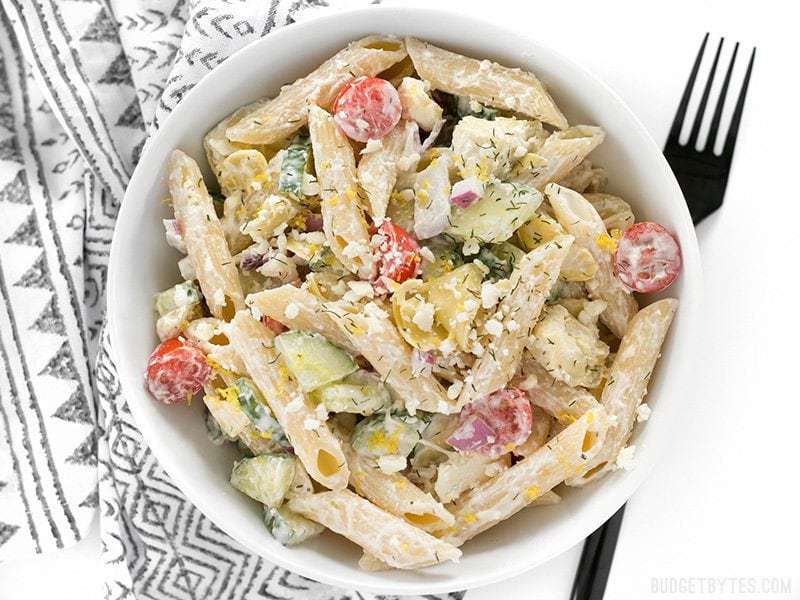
left=183, top=317, right=248, bottom=375
left=517, top=357, right=600, bottom=424
left=358, top=120, right=420, bottom=221
left=458, top=236, right=574, bottom=408
left=246, top=285, right=357, bottom=353
left=531, top=490, right=562, bottom=506
left=558, top=159, right=608, bottom=194
left=359, top=552, right=391, bottom=572
left=568, top=299, right=677, bottom=486
left=584, top=192, right=636, bottom=232
left=308, top=105, right=375, bottom=279
left=203, top=101, right=268, bottom=182
left=288, top=489, right=462, bottom=569
left=405, top=37, right=568, bottom=129
left=444, top=406, right=609, bottom=546
left=346, top=447, right=455, bottom=532
left=227, top=36, right=407, bottom=145
left=513, top=126, right=606, bottom=191
left=435, top=453, right=510, bottom=504
left=227, top=311, right=350, bottom=490
left=512, top=405, right=552, bottom=458
left=546, top=183, right=638, bottom=338
left=168, top=150, right=244, bottom=320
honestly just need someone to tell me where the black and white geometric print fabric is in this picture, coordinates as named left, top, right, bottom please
left=0, top=0, right=465, bottom=598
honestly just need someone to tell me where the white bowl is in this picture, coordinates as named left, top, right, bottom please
left=108, top=6, right=701, bottom=595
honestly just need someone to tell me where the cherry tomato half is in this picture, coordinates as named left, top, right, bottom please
left=614, top=221, right=682, bottom=293
left=333, top=76, right=402, bottom=142
left=447, top=387, right=533, bottom=457
left=144, top=338, right=211, bottom=405
left=372, top=220, right=421, bottom=285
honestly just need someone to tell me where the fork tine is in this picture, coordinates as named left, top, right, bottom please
left=687, top=37, right=724, bottom=149
left=666, top=33, right=709, bottom=145
left=722, top=46, right=756, bottom=160
left=706, top=42, right=739, bottom=153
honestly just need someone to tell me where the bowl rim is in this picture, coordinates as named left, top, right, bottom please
left=108, top=5, right=702, bottom=594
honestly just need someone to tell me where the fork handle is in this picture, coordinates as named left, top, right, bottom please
left=569, top=504, right=627, bottom=600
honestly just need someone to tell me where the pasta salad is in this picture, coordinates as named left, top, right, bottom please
left=144, top=36, right=682, bottom=570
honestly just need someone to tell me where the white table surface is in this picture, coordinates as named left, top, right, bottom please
left=2, top=0, right=798, bottom=598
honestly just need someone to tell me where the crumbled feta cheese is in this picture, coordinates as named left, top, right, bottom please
left=471, top=340, right=485, bottom=357
left=464, top=299, right=478, bottom=312
left=284, top=302, right=300, bottom=320
left=419, top=246, right=436, bottom=263
left=343, top=240, right=367, bottom=259
left=485, top=318, right=503, bottom=337
left=636, top=403, right=651, bottom=422
left=506, top=319, right=520, bottom=333
left=412, top=301, right=435, bottom=332
left=447, top=380, right=464, bottom=399
left=616, top=445, right=637, bottom=471
left=481, top=281, right=502, bottom=309
left=249, top=304, right=263, bottom=321
left=513, top=144, right=528, bottom=159
left=462, top=238, right=481, bottom=256
left=439, top=338, right=456, bottom=354
left=377, top=455, right=407, bottom=474
left=364, top=301, right=388, bottom=320
left=343, top=280, right=375, bottom=303
left=303, top=417, right=321, bottom=431
left=301, top=173, right=319, bottom=196
left=361, top=138, right=383, bottom=155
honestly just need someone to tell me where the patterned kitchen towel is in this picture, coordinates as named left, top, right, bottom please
left=0, top=1, right=464, bottom=598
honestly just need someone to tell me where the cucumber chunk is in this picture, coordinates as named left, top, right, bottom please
left=447, top=182, right=542, bottom=244
left=264, top=505, right=324, bottom=546
left=476, top=242, right=525, bottom=281
left=205, top=411, right=233, bottom=445
left=351, top=413, right=424, bottom=459
left=154, top=280, right=201, bottom=316
left=455, top=96, right=498, bottom=121
left=237, top=429, right=286, bottom=457
left=307, top=246, right=348, bottom=275
left=204, top=394, right=250, bottom=439
left=230, top=378, right=290, bottom=449
left=420, top=235, right=465, bottom=281
left=278, top=134, right=311, bottom=198
left=310, top=370, right=391, bottom=415
left=230, top=453, right=295, bottom=508
left=275, top=331, right=357, bottom=392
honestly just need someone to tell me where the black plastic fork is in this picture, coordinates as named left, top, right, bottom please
left=569, top=34, right=755, bottom=600
left=665, top=33, right=756, bottom=224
